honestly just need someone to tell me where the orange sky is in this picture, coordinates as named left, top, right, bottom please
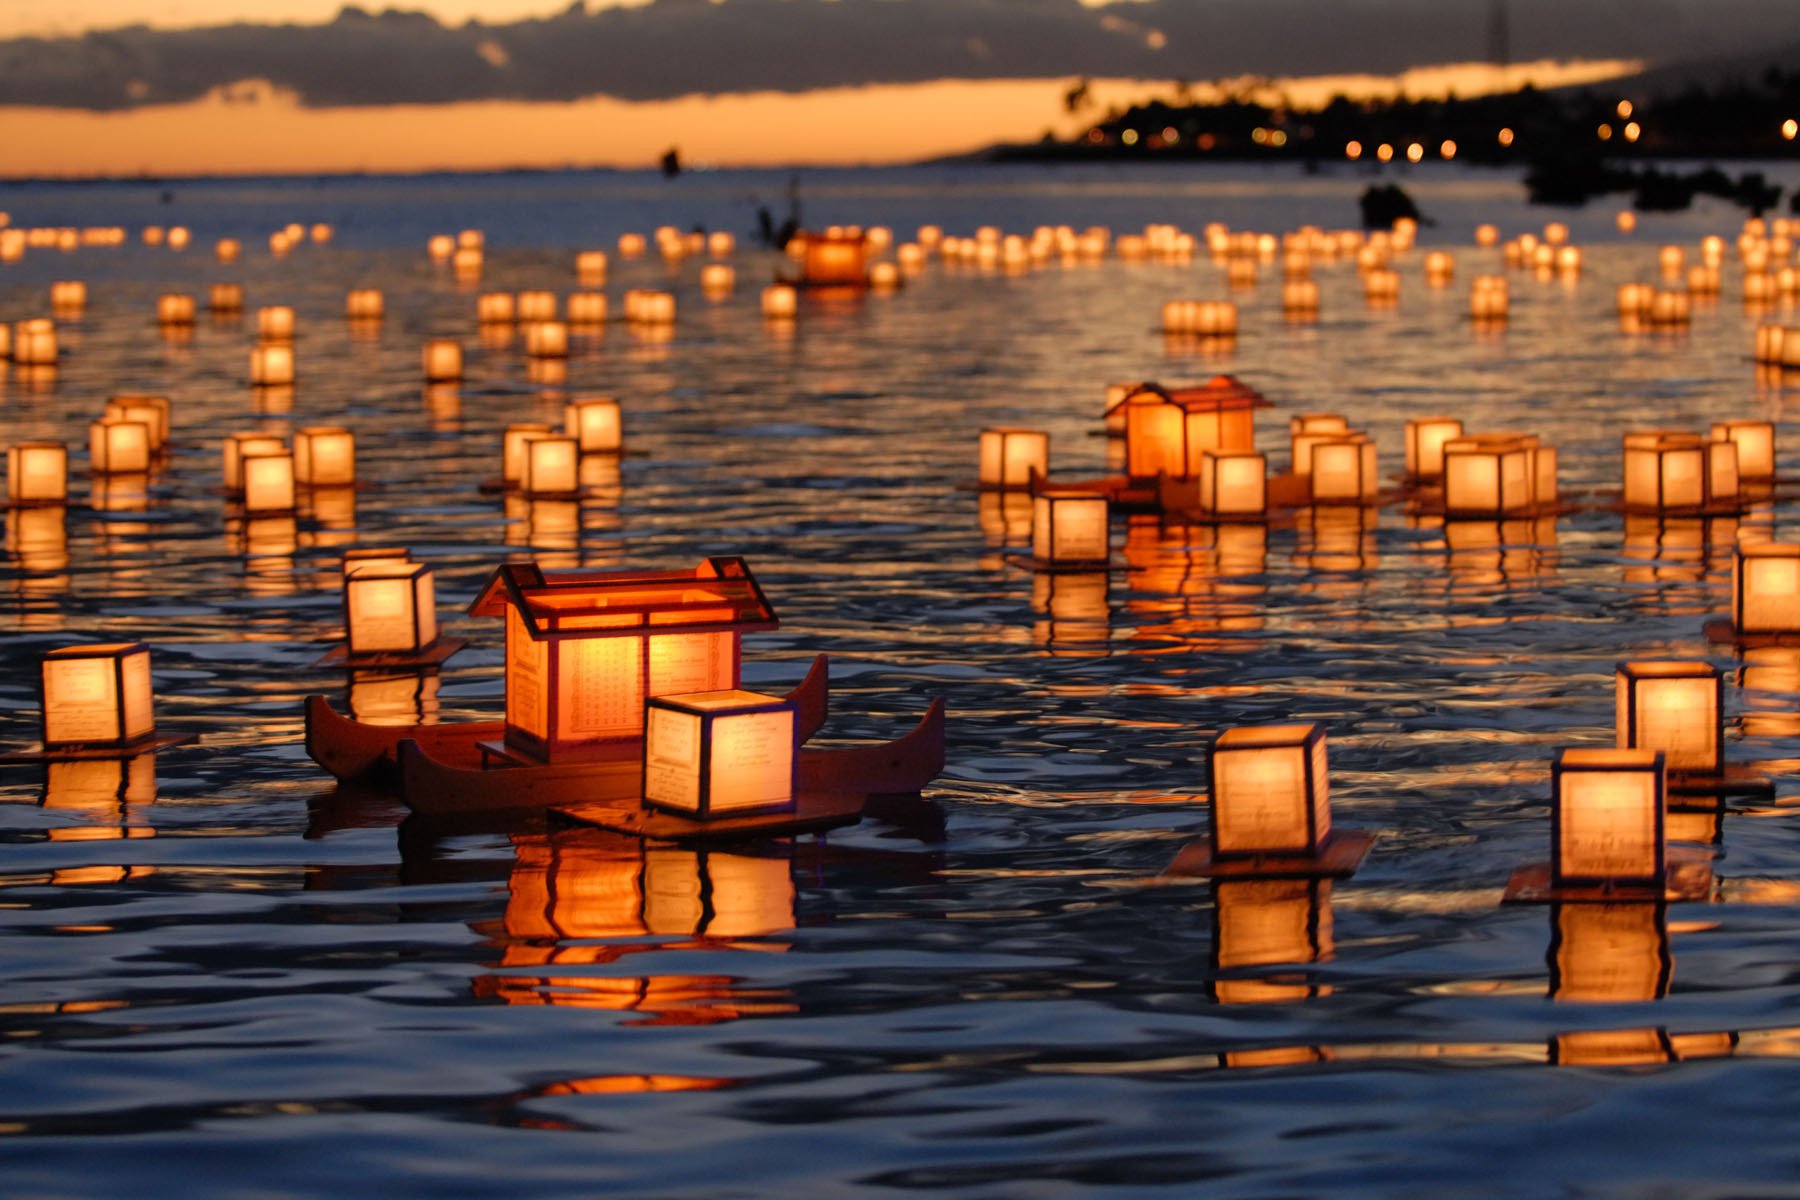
left=0, top=60, right=1638, bottom=176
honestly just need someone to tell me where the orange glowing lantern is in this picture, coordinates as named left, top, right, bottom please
left=1618, top=283, right=1654, bottom=319
left=978, top=428, right=1048, bottom=491
left=88, top=419, right=151, bottom=475
left=1195, top=449, right=1267, bottom=516
left=516, top=291, right=557, bottom=323
left=213, top=236, right=240, bottom=262
left=575, top=249, right=608, bottom=283
left=1289, top=413, right=1350, bottom=477
left=1031, top=491, right=1110, bottom=567
left=294, top=426, right=356, bottom=487
left=50, top=280, right=85, bottom=316
left=422, top=338, right=463, bottom=382
left=1616, top=661, right=1721, bottom=776
left=1405, top=417, right=1465, bottom=480
left=1711, top=420, right=1775, bottom=481
left=209, top=283, right=244, bottom=314
left=223, top=433, right=285, bottom=492
left=103, top=397, right=169, bottom=452
left=644, top=690, right=798, bottom=818
left=241, top=450, right=296, bottom=514
left=8, top=442, right=68, bottom=504
left=1550, top=748, right=1665, bottom=887
left=1124, top=381, right=1265, bottom=479
left=566, top=293, right=607, bottom=325
left=565, top=398, right=623, bottom=454
left=344, top=561, right=440, bottom=659
left=1307, top=434, right=1378, bottom=504
left=526, top=320, right=569, bottom=359
left=250, top=344, right=295, bottom=386
left=1282, top=278, right=1321, bottom=315
left=799, top=231, right=868, bottom=287
left=701, top=264, right=735, bottom=296
left=1423, top=251, right=1455, bottom=285
left=477, top=292, right=516, bottom=325
left=40, top=643, right=155, bottom=751
left=1623, top=433, right=1713, bottom=511
left=1209, top=722, right=1330, bottom=858
left=502, top=423, right=554, bottom=489
left=1443, top=434, right=1542, bottom=518
left=156, top=293, right=196, bottom=326
left=469, top=557, right=777, bottom=761
left=762, top=285, right=798, bottom=318
left=345, top=289, right=384, bottom=320
left=257, top=306, right=295, bottom=341
left=13, top=318, right=58, bottom=365
left=1470, top=274, right=1509, bottom=320
left=522, top=435, right=581, bottom=498
left=1735, top=542, right=1800, bottom=633
left=1753, top=324, right=1786, bottom=363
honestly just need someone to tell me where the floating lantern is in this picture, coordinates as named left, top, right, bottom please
left=1623, top=432, right=1737, bottom=511
left=1617, top=282, right=1655, bottom=319
left=1474, top=223, right=1499, bottom=247
left=452, top=247, right=483, bottom=280
left=209, top=283, right=244, bottom=314
left=223, top=433, right=286, bottom=492
left=250, top=344, right=295, bottom=386
left=565, top=397, right=623, bottom=454
left=1307, top=434, right=1378, bottom=505
left=701, top=264, right=735, bottom=296
left=1281, top=279, right=1320, bottom=315
left=1031, top=491, right=1110, bottom=567
left=257, top=305, right=295, bottom=341
left=103, top=396, right=169, bottom=452
left=800, top=230, right=868, bottom=287
left=1735, top=542, right=1800, bottom=634
left=1424, top=251, right=1455, bottom=285
left=762, top=285, right=798, bottom=318
left=156, top=293, right=196, bottom=326
left=214, top=236, right=240, bottom=262
left=422, top=338, right=463, bottom=382
left=241, top=450, right=296, bottom=514
left=1209, top=723, right=1330, bottom=859
left=13, top=319, right=58, bottom=365
left=525, top=320, right=569, bottom=359
left=7, top=442, right=68, bottom=504
left=1195, top=449, right=1267, bottom=517
left=1616, top=661, right=1721, bottom=776
left=1405, top=417, right=1465, bottom=480
left=869, top=262, right=901, bottom=290
left=502, top=423, right=555, bottom=489
left=469, top=556, right=777, bottom=760
left=477, top=292, right=516, bottom=325
left=1711, top=420, right=1775, bottom=481
left=618, top=232, right=646, bottom=258
left=1550, top=748, right=1665, bottom=887
left=1443, top=433, right=1549, bottom=517
left=978, top=428, right=1048, bottom=491
left=344, top=561, right=440, bottom=659
left=1124, top=382, right=1265, bottom=479
left=1362, top=268, right=1400, bottom=304
left=1753, top=324, right=1786, bottom=363
left=566, top=292, right=607, bottom=325
left=517, top=291, right=557, bottom=323
left=50, top=280, right=86, bottom=316
left=40, top=643, right=155, bottom=751
left=310, top=223, right=332, bottom=244
left=575, top=249, right=608, bottom=283
left=644, top=690, right=798, bottom=818
left=1470, top=275, right=1508, bottom=320
left=1648, top=290, right=1691, bottom=326
left=88, top=419, right=151, bottom=475
left=345, top=289, right=384, bottom=320
left=522, top=435, right=581, bottom=498
left=294, top=426, right=356, bottom=487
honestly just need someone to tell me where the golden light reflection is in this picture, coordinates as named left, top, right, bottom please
left=1212, top=878, right=1332, bottom=1004
left=1030, top=570, right=1111, bottom=657
left=41, top=753, right=157, bottom=842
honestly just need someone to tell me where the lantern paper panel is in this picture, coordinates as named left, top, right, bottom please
left=1405, top=417, right=1464, bottom=479
left=566, top=398, right=623, bottom=454
left=522, top=436, right=581, bottom=498
left=40, top=643, right=155, bottom=749
left=503, top=424, right=554, bottom=487
left=9, top=442, right=68, bottom=503
left=1210, top=722, right=1330, bottom=858
left=1735, top=542, right=1800, bottom=633
left=1443, top=435, right=1537, bottom=517
left=1125, top=391, right=1186, bottom=479
left=89, top=420, right=151, bottom=475
left=1712, top=419, right=1775, bottom=480
left=241, top=451, right=296, bottom=514
left=644, top=689, right=798, bottom=818
left=345, top=562, right=439, bottom=657
left=1196, top=450, right=1267, bottom=516
left=294, top=427, right=356, bottom=487
left=104, top=396, right=169, bottom=450
left=423, top=339, right=464, bottom=382
left=1032, top=492, right=1110, bottom=566
left=1623, top=434, right=1709, bottom=511
left=223, top=433, right=287, bottom=492
left=978, top=428, right=1048, bottom=491
left=1308, top=436, right=1378, bottom=504
left=1615, top=661, right=1722, bottom=773
left=1551, top=748, right=1665, bottom=886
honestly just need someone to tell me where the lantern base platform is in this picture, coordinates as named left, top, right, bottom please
left=1669, top=765, right=1775, bottom=802
left=1027, top=474, right=1160, bottom=511
left=552, top=788, right=866, bottom=842
left=1007, top=553, right=1125, bottom=574
left=1599, top=495, right=1752, bottom=519
left=0, top=498, right=70, bottom=511
left=0, top=733, right=196, bottom=764
left=1501, top=847, right=1713, bottom=904
left=315, top=637, right=467, bottom=669
left=1163, top=830, right=1374, bottom=880
left=1703, top=618, right=1800, bottom=648
left=1406, top=498, right=1580, bottom=520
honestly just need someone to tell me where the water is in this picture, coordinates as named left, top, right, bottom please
left=4, top=162, right=1800, bottom=1196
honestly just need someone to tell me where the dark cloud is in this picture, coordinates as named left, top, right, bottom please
left=0, top=0, right=1789, bottom=110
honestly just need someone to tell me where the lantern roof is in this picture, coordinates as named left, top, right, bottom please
left=469, top=556, right=778, bottom=641
left=1108, top=376, right=1271, bottom=418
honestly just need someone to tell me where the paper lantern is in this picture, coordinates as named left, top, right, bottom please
left=1735, top=542, right=1800, bottom=633
left=40, top=643, right=154, bottom=751
left=1423, top=251, right=1455, bottom=285
left=502, top=423, right=554, bottom=488
left=1649, top=289, right=1691, bottom=326
left=525, top=321, right=569, bottom=359
left=1470, top=275, right=1508, bottom=320
left=223, top=433, right=286, bottom=491
left=345, top=289, right=384, bottom=320
left=1308, top=435, right=1378, bottom=505
left=88, top=419, right=151, bottom=475
left=471, top=557, right=776, bottom=760
left=50, top=280, right=85, bottom=316
left=1212, top=878, right=1333, bottom=1004
left=644, top=690, right=798, bottom=818
left=1195, top=449, right=1267, bottom=516
left=156, top=293, right=196, bottom=326
left=1550, top=902, right=1670, bottom=1004
left=1405, top=417, right=1464, bottom=480
left=1282, top=279, right=1321, bottom=314
left=477, top=293, right=516, bottom=325
left=345, top=561, right=439, bottom=658
left=1031, top=491, right=1110, bottom=567
left=1623, top=433, right=1712, bottom=511
left=516, top=291, right=557, bottom=323
left=1289, top=415, right=1350, bottom=478
left=762, top=285, right=798, bottom=318
left=342, top=545, right=413, bottom=578
left=1123, top=384, right=1262, bottom=479
left=1550, top=747, right=1665, bottom=886
left=1209, top=722, right=1330, bottom=858
left=213, top=236, right=241, bottom=263
left=701, top=264, right=735, bottom=295
left=452, top=246, right=483, bottom=279
left=209, top=283, right=244, bottom=314
left=250, top=344, right=295, bottom=386
left=1711, top=419, right=1775, bottom=481
left=801, top=231, right=868, bottom=286
left=422, top=338, right=463, bottom=382
left=257, top=306, right=295, bottom=341
left=566, top=292, right=607, bottom=325
left=294, top=426, right=356, bottom=487
left=104, top=396, right=169, bottom=453
left=565, top=398, right=623, bottom=454
left=13, top=319, right=57, bottom=365
left=1363, top=268, right=1400, bottom=303
left=977, top=428, right=1048, bottom=491
left=617, top=232, right=646, bottom=258
left=8, top=442, right=67, bottom=504
left=1616, top=660, right=1721, bottom=775
left=241, top=450, right=296, bottom=514
left=522, top=435, right=581, bottom=498
left=575, top=249, right=608, bottom=284
left=1443, top=434, right=1539, bottom=517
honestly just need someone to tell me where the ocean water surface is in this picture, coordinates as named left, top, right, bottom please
left=4, top=162, right=1800, bottom=1195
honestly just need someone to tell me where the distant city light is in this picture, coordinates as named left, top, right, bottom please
left=1497, top=127, right=1515, bottom=147
left=1440, top=139, right=1457, bottom=159
left=1345, top=140, right=1363, bottom=160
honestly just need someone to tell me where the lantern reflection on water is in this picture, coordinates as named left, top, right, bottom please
left=1212, top=879, right=1333, bottom=1004
left=40, top=643, right=155, bottom=751
left=41, top=753, right=157, bottom=842
left=1615, top=661, right=1722, bottom=776
left=1030, top=570, right=1111, bottom=655
left=468, top=557, right=777, bottom=762
left=1550, top=748, right=1665, bottom=888
left=644, top=690, right=798, bottom=819
left=1548, top=901, right=1675, bottom=1066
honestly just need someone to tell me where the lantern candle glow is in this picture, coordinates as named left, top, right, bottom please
left=1195, top=449, right=1267, bottom=516
left=294, top=426, right=356, bottom=487
left=1550, top=748, right=1665, bottom=887
left=344, top=561, right=440, bottom=658
left=1209, top=723, right=1330, bottom=859
left=1031, top=491, right=1110, bottom=567
left=1616, top=661, right=1722, bottom=776
left=978, top=428, right=1048, bottom=491
left=40, top=643, right=155, bottom=751
left=1734, top=542, right=1800, bottom=634
left=88, top=419, right=152, bottom=474
left=565, top=398, right=623, bottom=454
left=8, top=442, right=68, bottom=504
left=643, top=689, right=798, bottom=818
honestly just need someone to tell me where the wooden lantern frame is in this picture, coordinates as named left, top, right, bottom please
left=1549, top=747, right=1666, bottom=889
left=642, top=688, right=799, bottom=819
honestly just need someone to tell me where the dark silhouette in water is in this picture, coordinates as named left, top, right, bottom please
left=1359, top=183, right=1425, bottom=229
left=660, top=147, right=681, bottom=178
left=756, top=173, right=803, bottom=249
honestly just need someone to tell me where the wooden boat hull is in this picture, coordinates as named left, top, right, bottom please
left=305, top=653, right=832, bottom=785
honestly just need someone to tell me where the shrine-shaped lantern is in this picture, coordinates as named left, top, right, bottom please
left=644, top=690, right=798, bottom=818
left=467, top=557, right=778, bottom=763
left=1123, top=379, right=1266, bottom=480
left=1615, top=660, right=1721, bottom=776
left=1550, top=748, right=1665, bottom=888
left=40, top=643, right=155, bottom=751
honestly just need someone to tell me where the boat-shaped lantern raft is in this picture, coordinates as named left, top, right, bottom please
left=304, top=556, right=945, bottom=827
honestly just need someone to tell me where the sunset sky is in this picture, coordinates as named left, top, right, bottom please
left=0, top=0, right=1778, bottom=176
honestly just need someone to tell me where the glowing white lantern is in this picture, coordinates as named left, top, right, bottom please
left=345, top=561, right=440, bottom=658
left=40, top=643, right=155, bottom=751
left=1209, top=722, right=1330, bottom=858
left=1735, top=542, right=1800, bottom=633
left=1031, top=491, right=1110, bottom=566
left=293, top=426, right=356, bottom=487
left=1550, top=748, right=1665, bottom=887
left=644, top=690, right=798, bottom=818
left=978, top=428, right=1048, bottom=491
left=1616, top=660, right=1722, bottom=775
left=1195, top=449, right=1267, bottom=516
